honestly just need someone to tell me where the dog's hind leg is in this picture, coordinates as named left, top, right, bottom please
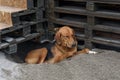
left=25, top=48, right=48, bottom=64
left=46, top=55, right=64, bottom=64
left=37, top=48, right=48, bottom=64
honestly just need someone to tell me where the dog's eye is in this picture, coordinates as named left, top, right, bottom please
left=65, top=36, right=69, bottom=38
left=72, top=35, right=76, bottom=38
left=63, top=36, right=68, bottom=38
left=71, top=35, right=74, bottom=37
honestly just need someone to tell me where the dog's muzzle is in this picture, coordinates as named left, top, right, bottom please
left=72, top=43, right=76, bottom=48
left=67, top=41, right=77, bottom=48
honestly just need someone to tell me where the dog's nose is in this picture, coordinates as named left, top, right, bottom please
left=72, top=43, right=76, bottom=48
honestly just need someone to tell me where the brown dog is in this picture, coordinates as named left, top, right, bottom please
left=25, top=26, right=90, bottom=64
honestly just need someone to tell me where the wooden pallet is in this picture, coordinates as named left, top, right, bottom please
left=47, top=0, right=120, bottom=50
left=0, top=0, right=28, bottom=29
left=0, top=0, right=46, bottom=54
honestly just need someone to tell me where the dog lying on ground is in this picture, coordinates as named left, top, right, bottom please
left=25, top=26, right=95, bottom=64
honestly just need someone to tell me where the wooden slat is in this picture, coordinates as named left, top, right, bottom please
left=91, top=0, right=120, bottom=4
left=55, top=7, right=87, bottom=16
left=52, top=18, right=86, bottom=28
left=0, top=0, right=27, bottom=9
left=0, top=23, right=11, bottom=30
left=0, top=6, right=26, bottom=13
left=55, top=7, right=120, bottom=19
left=76, top=34, right=85, bottom=40
left=92, top=37, right=120, bottom=47
left=62, top=0, right=87, bottom=2
left=0, top=11, right=12, bottom=26
left=93, top=11, right=120, bottom=19
left=93, top=25, right=120, bottom=34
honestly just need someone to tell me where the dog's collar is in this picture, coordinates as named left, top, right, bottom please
left=55, top=43, right=67, bottom=54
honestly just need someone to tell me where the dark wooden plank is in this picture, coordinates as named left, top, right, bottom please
left=55, top=7, right=87, bottom=16
left=92, top=37, right=120, bottom=47
left=1, top=19, right=46, bottom=35
left=0, top=43, right=9, bottom=49
left=91, top=0, right=120, bottom=4
left=1, top=22, right=30, bottom=35
left=85, top=16, right=95, bottom=49
left=76, top=34, right=85, bottom=40
left=62, top=0, right=87, bottom=2
left=93, top=25, right=120, bottom=34
left=55, top=4, right=120, bottom=19
left=93, top=11, right=120, bottom=19
left=52, top=18, right=86, bottom=28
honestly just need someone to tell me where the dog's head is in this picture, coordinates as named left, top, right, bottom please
left=55, top=26, right=77, bottom=48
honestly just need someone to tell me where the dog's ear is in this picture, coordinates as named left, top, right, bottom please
left=71, top=29, right=75, bottom=37
left=71, top=29, right=76, bottom=40
left=72, top=29, right=75, bottom=35
left=55, top=32, right=61, bottom=44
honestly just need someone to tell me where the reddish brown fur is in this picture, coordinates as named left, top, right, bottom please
left=25, top=26, right=90, bottom=64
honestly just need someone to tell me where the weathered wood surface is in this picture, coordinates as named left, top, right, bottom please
left=0, top=11, right=12, bottom=26
left=0, top=0, right=27, bottom=9
left=0, top=0, right=28, bottom=29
